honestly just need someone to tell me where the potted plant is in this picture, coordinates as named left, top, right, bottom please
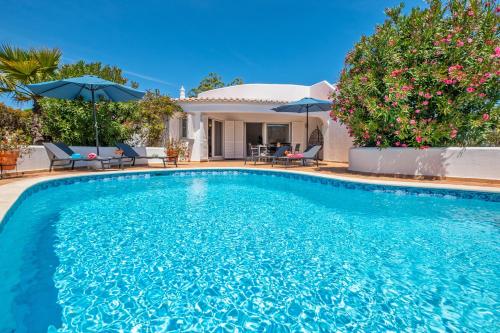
left=165, top=139, right=180, bottom=162
left=0, top=130, right=30, bottom=170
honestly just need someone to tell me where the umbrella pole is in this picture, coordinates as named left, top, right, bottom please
left=306, top=104, right=309, bottom=147
left=91, top=89, right=100, bottom=155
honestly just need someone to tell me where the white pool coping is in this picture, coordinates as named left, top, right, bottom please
left=1, top=167, right=499, bottom=223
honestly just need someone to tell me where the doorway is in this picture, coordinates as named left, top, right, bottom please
left=245, top=123, right=263, bottom=156
left=208, top=119, right=223, bottom=159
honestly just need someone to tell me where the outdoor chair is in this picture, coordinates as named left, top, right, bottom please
left=273, top=145, right=322, bottom=168
left=293, top=143, right=301, bottom=153
left=266, top=145, right=290, bottom=167
left=43, top=142, right=122, bottom=171
left=244, top=144, right=260, bottom=165
left=116, top=143, right=177, bottom=167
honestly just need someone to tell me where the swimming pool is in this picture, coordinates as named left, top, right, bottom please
left=0, top=169, right=499, bottom=332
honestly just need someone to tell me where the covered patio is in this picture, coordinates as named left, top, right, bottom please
left=173, top=81, right=352, bottom=162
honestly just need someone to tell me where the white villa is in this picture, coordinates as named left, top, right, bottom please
left=170, top=81, right=353, bottom=162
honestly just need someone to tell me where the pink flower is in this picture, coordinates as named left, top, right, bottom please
left=376, top=140, right=381, bottom=146
left=361, top=76, right=368, bottom=83
left=493, top=47, right=500, bottom=58
left=422, top=100, right=429, bottom=106
left=410, top=119, right=416, bottom=125
left=394, top=130, right=400, bottom=135
left=467, top=38, right=473, bottom=44
left=349, top=109, right=354, bottom=114
left=484, top=72, right=491, bottom=78
left=402, top=85, right=412, bottom=91
left=482, top=114, right=490, bottom=121
left=450, top=129, right=458, bottom=139
left=443, top=79, right=454, bottom=85
left=390, top=69, right=404, bottom=77
left=424, top=93, right=432, bottom=99
left=415, top=109, right=421, bottom=114
left=418, top=91, right=424, bottom=96
left=456, top=40, right=464, bottom=47
left=395, top=141, right=401, bottom=147
left=466, top=87, right=475, bottom=93
left=436, top=91, right=442, bottom=96
left=396, top=117, right=402, bottom=123
left=477, top=57, right=483, bottom=63
left=479, top=93, right=486, bottom=98
left=467, top=10, right=474, bottom=16
left=434, top=41, right=440, bottom=46
left=485, top=2, right=490, bottom=7
left=401, top=143, right=408, bottom=148
left=392, top=101, right=398, bottom=107
left=416, top=136, right=422, bottom=143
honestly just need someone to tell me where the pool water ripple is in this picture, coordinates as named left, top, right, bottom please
left=0, top=171, right=499, bottom=332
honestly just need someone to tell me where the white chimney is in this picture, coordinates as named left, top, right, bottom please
left=179, top=85, right=185, bottom=99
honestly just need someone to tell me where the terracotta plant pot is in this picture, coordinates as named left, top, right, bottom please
left=0, top=150, right=20, bottom=170
left=166, top=149, right=178, bottom=161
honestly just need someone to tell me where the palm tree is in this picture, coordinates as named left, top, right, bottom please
left=0, top=45, right=61, bottom=143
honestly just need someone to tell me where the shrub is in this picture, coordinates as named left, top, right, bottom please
left=331, top=0, right=499, bottom=148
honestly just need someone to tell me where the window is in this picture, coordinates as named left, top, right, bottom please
left=180, top=117, right=188, bottom=138
left=266, top=123, right=290, bottom=144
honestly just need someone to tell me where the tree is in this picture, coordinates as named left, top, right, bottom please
left=39, top=60, right=141, bottom=146
left=0, top=44, right=61, bottom=143
left=57, top=60, right=131, bottom=85
left=188, top=72, right=244, bottom=97
left=138, top=90, right=183, bottom=146
left=330, top=0, right=499, bottom=148
left=0, top=102, right=31, bottom=136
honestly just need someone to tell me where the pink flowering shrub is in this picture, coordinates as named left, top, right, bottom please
left=331, top=0, right=499, bottom=147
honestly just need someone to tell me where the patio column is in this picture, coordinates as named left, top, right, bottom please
left=190, top=112, right=205, bottom=162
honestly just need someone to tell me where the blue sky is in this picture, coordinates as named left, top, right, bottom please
left=1, top=0, right=425, bottom=107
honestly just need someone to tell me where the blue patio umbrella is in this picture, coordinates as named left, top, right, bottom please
left=27, top=75, right=145, bottom=154
left=272, top=97, right=332, bottom=145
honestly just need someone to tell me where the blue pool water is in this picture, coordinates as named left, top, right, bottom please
left=0, top=170, right=499, bottom=332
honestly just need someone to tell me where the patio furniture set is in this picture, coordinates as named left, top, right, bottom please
left=244, top=143, right=322, bottom=167
left=44, top=142, right=178, bottom=172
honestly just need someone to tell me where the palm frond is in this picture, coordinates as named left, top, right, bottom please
left=0, top=59, right=40, bottom=81
left=31, top=47, right=61, bottom=73
left=0, top=44, right=29, bottom=62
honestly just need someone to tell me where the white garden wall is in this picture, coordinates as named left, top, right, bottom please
left=5, top=145, right=168, bottom=173
left=349, top=147, right=500, bottom=180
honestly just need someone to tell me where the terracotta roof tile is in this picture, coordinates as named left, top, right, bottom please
left=175, top=97, right=290, bottom=104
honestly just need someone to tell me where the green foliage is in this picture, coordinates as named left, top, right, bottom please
left=57, top=60, right=128, bottom=84
left=0, top=44, right=61, bottom=143
left=138, top=90, right=183, bottom=145
left=0, top=102, right=32, bottom=151
left=40, top=98, right=139, bottom=146
left=39, top=60, right=150, bottom=146
left=0, top=102, right=31, bottom=134
left=188, top=72, right=244, bottom=97
left=331, top=0, right=499, bottom=148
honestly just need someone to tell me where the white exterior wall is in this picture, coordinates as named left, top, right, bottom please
left=349, top=147, right=500, bottom=180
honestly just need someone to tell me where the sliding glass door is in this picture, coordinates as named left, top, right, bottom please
left=208, top=119, right=223, bottom=158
